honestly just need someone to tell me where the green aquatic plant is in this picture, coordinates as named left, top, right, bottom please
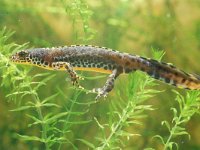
left=0, top=27, right=93, bottom=150
left=0, top=27, right=59, bottom=149
left=154, top=90, right=200, bottom=150
left=61, top=0, right=96, bottom=43
left=1, top=26, right=200, bottom=149
left=93, top=49, right=164, bottom=150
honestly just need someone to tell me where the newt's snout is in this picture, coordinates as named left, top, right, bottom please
left=10, top=50, right=29, bottom=62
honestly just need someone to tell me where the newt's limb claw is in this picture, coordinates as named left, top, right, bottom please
left=94, top=88, right=108, bottom=100
left=94, top=69, right=120, bottom=100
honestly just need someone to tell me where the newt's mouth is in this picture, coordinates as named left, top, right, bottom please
left=10, top=54, right=23, bottom=62
left=10, top=54, right=18, bottom=61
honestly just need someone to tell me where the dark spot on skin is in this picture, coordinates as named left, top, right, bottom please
left=104, top=66, right=108, bottom=70
left=131, top=57, right=135, bottom=62
left=54, top=57, right=57, bottom=61
left=181, top=78, right=186, bottom=83
left=45, top=62, right=48, bottom=65
left=169, top=64, right=176, bottom=68
left=92, top=63, right=96, bottom=67
left=174, top=72, right=178, bottom=76
left=103, top=47, right=108, bottom=50
left=64, top=57, right=69, bottom=61
left=161, top=62, right=168, bottom=66
left=99, top=63, right=104, bottom=67
left=150, top=59, right=159, bottom=64
left=188, top=79, right=193, bottom=82
left=69, top=57, right=72, bottom=61
left=140, top=56, right=147, bottom=60
left=125, top=68, right=132, bottom=73
left=140, top=67, right=145, bottom=71
left=154, top=73, right=160, bottom=79
left=60, top=64, right=63, bottom=68
left=108, top=64, right=112, bottom=69
left=112, top=65, right=117, bottom=69
left=117, top=66, right=123, bottom=73
left=156, top=65, right=162, bottom=71
left=165, top=78, right=170, bottom=83
left=142, top=60, right=147, bottom=65
left=125, top=61, right=130, bottom=66
left=164, top=69, right=170, bottom=75
left=147, top=71, right=154, bottom=76
left=172, top=80, right=177, bottom=86
left=117, top=55, right=122, bottom=59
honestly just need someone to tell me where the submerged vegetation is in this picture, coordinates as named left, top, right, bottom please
left=0, top=0, right=200, bottom=149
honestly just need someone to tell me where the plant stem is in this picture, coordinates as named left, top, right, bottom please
left=29, top=88, right=50, bottom=150
left=98, top=102, right=133, bottom=150
left=164, top=111, right=182, bottom=149
left=58, top=92, right=79, bottom=150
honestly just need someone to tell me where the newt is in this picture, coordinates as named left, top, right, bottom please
left=10, top=45, right=200, bottom=99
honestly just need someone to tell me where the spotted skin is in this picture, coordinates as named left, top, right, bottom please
left=10, top=45, right=200, bottom=99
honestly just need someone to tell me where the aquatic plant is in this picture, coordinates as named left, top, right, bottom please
left=1, top=0, right=200, bottom=149
left=154, top=90, right=200, bottom=150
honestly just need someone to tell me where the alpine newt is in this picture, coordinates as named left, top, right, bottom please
left=10, top=45, right=200, bottom=99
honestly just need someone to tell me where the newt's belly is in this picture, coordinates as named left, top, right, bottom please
left=15, top=61, right=112, bottom=74
left=74, top=67, right=112, bottom=74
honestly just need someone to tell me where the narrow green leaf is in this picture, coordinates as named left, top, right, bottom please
left=41, top=93, right=59, bottom=104
left=10, top=105, right=33, bottom=112
left=161, top=121, right=171, bottom=131
left=42, top=103, right=60, bottom=108
left=153, top=135, right=165, bottom=145
left=26, top=114, right=42, bottom=123
left=45, top=112, right=68, bottom=124
left=76, top=139, right=95, bottom=149
left=16, top=134, right=44, bottom=142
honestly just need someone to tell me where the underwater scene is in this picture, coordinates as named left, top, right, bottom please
left=0, top=0, right=200, bottom=149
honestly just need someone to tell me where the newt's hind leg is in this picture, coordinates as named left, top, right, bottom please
left=92, top=69, right=120, bottom=100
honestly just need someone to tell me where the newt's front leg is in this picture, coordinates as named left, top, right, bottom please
left=52, top=62, right=84, bottom=89
left=64, top=63, right=84, bottom=89
left=92, top=69, right=120, bottom=100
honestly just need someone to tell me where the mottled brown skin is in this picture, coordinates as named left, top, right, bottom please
left=10, top=45, right=200, bottom=99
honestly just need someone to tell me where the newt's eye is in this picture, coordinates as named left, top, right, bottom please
left=18, top=51, right=29, bottom=58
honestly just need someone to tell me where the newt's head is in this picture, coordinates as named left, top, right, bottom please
left=10, top=50, right=31, bottom=63
left=10, top=48, right=52, bottom=68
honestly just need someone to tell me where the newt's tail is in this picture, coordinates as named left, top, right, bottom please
left=143, top=59, right=200, bottom=90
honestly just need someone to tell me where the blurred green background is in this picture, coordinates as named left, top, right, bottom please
left=0, top=0, right=200, bottom=149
